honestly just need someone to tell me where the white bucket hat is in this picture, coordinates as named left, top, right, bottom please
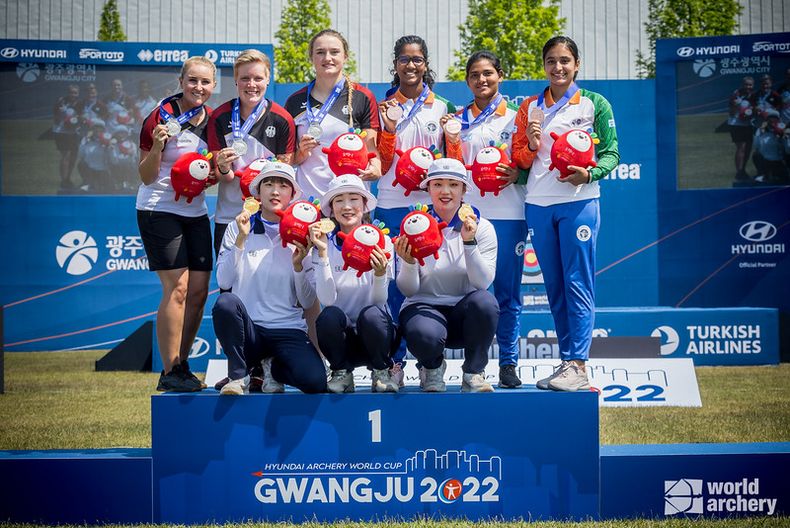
left=249, top=160, right=301, bottom=200
left=419, top=158, right=470, bottom=193
left=321, top=174, right=377, bottom=213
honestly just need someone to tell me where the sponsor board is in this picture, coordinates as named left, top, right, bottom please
left=152, top=383, right=599, bottom=522
left=601, top=443, right=790, bottom=519
left=55, top=230, right=148, bottom=275
left=205, top=357, right=701, bottom=407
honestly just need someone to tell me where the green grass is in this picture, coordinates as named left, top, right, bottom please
left=1, top=517, right=789, bottom=527
left=1, top=352, right=788, bottom=450
left=676, top=112, right=736, bottom=190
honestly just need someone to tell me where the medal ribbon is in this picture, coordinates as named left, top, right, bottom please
left=232, top=97, right=268, bottom=141
left=395, top=83, right=431, bottom=133
left=461, top=93, right=503, bottom=131
left=306, top=79, right=345, bottom=126
left=536, top=82, right=579, bottom=122
left=158, top=93, right=203, bottom=129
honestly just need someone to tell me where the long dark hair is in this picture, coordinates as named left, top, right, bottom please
left=465, top=50, right=504, bottom=79
left=390, top=35, right=436, bottom=89
left=542, top=36, right=580, bottom=80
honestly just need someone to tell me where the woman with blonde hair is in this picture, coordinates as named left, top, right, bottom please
left=137, top=56, right=217, bottom=391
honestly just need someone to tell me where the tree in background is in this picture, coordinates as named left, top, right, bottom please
left=447, top=0, right=564, bottom=81
left=274, top=0, right=357, bottom=83
left=97, top=0, right=126, bottom=42
left=636, top=0, right=741, bottom=78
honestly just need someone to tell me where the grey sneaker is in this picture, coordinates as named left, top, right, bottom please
left=371, top=368, right=399, bottom=393
left=419, top=360, right=446, bottom=392
left=536, top=360, right=571, bottom=390
left=261, top=357, right=285, bottom=393
left=462, top=372, right=494, bottom=393
left=327, top=369, right=355, bottom=393
left=548, top=362, right=591, bottom=392
left=220, top=375, right=249, bottom=396
left=389, top=362, right=405, bottom=388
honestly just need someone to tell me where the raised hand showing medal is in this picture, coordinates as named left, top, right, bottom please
left=379, top=100, right=401, bottom=133
left=527, top=106, right=544, bottom=151
left=158, top=93, right=203, bottom=138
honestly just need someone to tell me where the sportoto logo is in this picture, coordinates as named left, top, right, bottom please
left=665, top=479, right=703, bottom=515
left=1, top=47, right=19, bottom=59
left=651, top=325, right=680, bottom=355
left=677, top=46, right=695, bottom=57
left=188, top=337, right=211, bottom=359
left=56, top=230, right=99, bottom=276
left=739, top=221, right=777, bottom=242
left=692, top=58, right=716, bottom=78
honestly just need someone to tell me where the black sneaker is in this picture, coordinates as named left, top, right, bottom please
left=157, top=366, right=202, bottom=392
left=498, top=364, right=522, bottom=389
left=180, top=360, right=207, bottom=389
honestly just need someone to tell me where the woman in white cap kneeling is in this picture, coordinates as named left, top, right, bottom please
left=394, top=158, right=499, bottom=392
left=212, top=160, right=327, bottom=395
left=309, top=174, right=399, bottom=393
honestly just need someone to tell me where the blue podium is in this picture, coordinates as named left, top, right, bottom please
left=152, top=388, right=599, bottom=523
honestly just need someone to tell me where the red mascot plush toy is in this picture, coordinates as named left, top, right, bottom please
left=322, top=128, right=376, bottom=177
left=236, top=158, right=269, bottom=200
left=466, top=140, right=513, bottom=197
left=393, top=145, right=439, bottom=196
left=276, top=198, right=321, bottom=248
left=395, top=203, right=448, bottom=266
left=336, top=220, right=391, bottom=277
left=170, top=149, right=217, bottom=203
left=549, top=128, right=599, bottom=178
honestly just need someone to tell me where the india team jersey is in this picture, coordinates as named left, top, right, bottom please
left=516, top=88, right=618, bottom=207
left=207, top=98, right=296, bottom=224
left=136, top=98, right=212, bottom=217
left=458, top=98, right=526, bottom=220
left=284, top=81, right=379, bottom=201
left=377, top=89, right=455, bottom=209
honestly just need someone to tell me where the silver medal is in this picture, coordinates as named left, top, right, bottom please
left=231, top=139, right=248, bottom=156
left=443, top=118, right=462, bottom=135
left=165, top=118, right=181, bottom=137
left=386, top=104, right=404, bottom=121
left=307, top=123, right=323, bottom=139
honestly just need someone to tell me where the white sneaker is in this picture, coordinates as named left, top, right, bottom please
left=419, top=360, right=446, bottom=392
left=461, top=372, right=494, bottom=393
left=261, top=357, right=285, bottom=393
left=220, top=375, right=249, bottom=395
left=389, top=362, right=405, bottom=388
left=536, top=360, right=571, bottom=390
left=327, top=369, right=355, bottom=393
left=548, top=362, right=591, bottom=392
left=371, top=368, right=399, bottom=393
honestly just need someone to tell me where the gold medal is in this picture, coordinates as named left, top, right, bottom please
left=318, top=218, right=336, bottom=234
left=458, top=203, right=474, bottom=222
left=243, top=197, right=260, bottom=214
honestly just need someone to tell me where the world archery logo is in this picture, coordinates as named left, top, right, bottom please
left=56, top=230, right=98, bottom=275
left=665, top=479, right=703, bottom=515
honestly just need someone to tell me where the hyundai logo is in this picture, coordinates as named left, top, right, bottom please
left=1, top=47, right=19, bottom=59
left=739, top=221, right=777, bottom=242
left=676, top=46, right=695, bottom=57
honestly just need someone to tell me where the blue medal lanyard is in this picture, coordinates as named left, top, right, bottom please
left=461, top=93, right=503, bottom=131
left=394, top=83, right=431, bottom=133
left=159, top=93, right=203, bottom=129
left=536, top=82, right=579, bottom=122
left=305, top=79, right=345, bottom=127
left=232, top=97, right=268, bottom=142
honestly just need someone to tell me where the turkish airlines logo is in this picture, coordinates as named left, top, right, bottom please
left=651, top=326, right=680, bottom=355
left=739, top=221, right=776, bottom=243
